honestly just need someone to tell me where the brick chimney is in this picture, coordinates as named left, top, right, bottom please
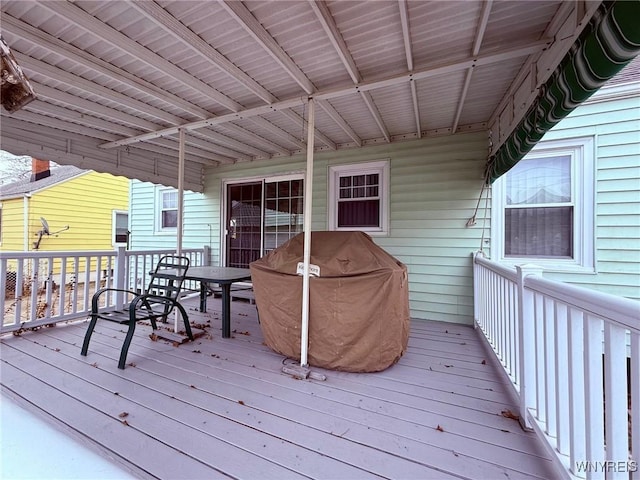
left=31, top=158, right=50, bottom=182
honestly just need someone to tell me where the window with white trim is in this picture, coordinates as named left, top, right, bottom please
left=112, top=210, right=128, bottom=246
left=157, top=188, right=178, bottom=231
left=328, top=160, right=390, bottom=235
left=491, top=137, right=594, bottom=272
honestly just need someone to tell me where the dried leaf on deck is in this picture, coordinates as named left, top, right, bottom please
left=118, top=412, right=129, bottom=418
left=436, top=425, right=444, bottom=432
left=481, top=359, right=487, bottom=365
left=501, top=409, right=520, bottom=421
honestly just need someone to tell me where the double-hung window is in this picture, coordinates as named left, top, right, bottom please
left=328, top=160, right=389, bottom=235
left=157, top=188, right=178, bottom=231
left=491, top=137, right=594, bottom=272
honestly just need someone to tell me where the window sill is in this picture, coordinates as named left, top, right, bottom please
left=498, top=257, right=596, bottom=274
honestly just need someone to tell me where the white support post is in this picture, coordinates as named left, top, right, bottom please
left=300, top=98, right=315, bottom=368
left=114, top=246, right=127, bottom=308
left=177, top=128, right=185, bottom=257
left=175, top=128, right=186, bottom=332
left=516, top=264, right=543, bottom=429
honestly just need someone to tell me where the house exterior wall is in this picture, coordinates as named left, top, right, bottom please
left=531, top=85, right=640, bottom=300
left=1, top=171, right=129, bottom=252
left=131, top=132, right=489, bottom=324
left=0, top=197, right=27, bottom=250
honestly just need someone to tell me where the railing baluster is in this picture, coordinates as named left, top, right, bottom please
left=544, top=297, right=557, bottom=438
left=631, top=331, right=639, bottom=480
left=534, top=291, right=546, bottom=425
left=604, top=322, right=630, bottom=480
left=555, top=302, right=570, bottom=455
left=29, top=259, right=39, bottom=322
left=15, top=259, right=24, bottom=326
left=584, top=315, right=605, bottom=480
left=568, top=307, right=586, bottom=476
left=72, top=256, right=79, bottom=314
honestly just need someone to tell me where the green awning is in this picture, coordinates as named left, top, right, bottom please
left=487, top=0, right=640, bottom=183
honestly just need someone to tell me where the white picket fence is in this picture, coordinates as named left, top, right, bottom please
left=0, top=246, right=208, bottom=333
left=473, top=251, right=639, bottom=480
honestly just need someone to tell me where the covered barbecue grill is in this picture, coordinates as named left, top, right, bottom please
left=250, top=231, right=410, bottom=372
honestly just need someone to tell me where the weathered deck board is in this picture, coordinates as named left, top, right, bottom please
left=1, top=297, right=557, bottom=479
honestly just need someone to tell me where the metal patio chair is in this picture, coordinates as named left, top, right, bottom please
left=81, top=255, right=193, bottom=369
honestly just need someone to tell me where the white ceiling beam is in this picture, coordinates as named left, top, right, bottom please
left=16, top=52, right=186, bottom=126
left=13, top=106, right=222, bottom=165
left=1, top=14, right=211, bottom=120
left=128, top=0, right=277, bottom=105
left=360, top=92, right=390, bottom=143
left=100, top=40, right=549, bottom=149
left=195, top=127, right=270, bottom=159
left=247, top=117, right=306, bottom=150
left=317, top=99, right=362, bottom=147
left=398, top=0, right=413, bottom=71
left=309, top=1, right=360, bottom=84
left=409, top=81, right=421, bottom=139
left=398, top=0, right=420, bottom=137
left=32, top=82, right=166, bottom=132
left=31, top=81, right=233, bottom=162
left=451, top=0, right=493, bottom=133
left=41, top=0, right=242, bottom=113
left=221, top=0, right=315, bottom=95
left=307, top=1, right=367, bottom=146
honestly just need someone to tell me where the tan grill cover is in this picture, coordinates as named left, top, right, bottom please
left=250, top=231, right=410, bottom=372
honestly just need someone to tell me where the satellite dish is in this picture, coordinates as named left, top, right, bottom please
left=33, top=217, right=69, bottom=249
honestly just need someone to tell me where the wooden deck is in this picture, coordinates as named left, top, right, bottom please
left=1, top=296, right=557, bottom=479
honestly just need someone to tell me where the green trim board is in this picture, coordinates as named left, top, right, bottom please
left=487, top=0, right=640, bottom=183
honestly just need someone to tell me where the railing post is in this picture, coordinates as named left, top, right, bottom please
left=114, top=246, right=127, bottom=308
left=203, top=245, right=211, bottom=266
left=516, top=263, right=543, bottom=429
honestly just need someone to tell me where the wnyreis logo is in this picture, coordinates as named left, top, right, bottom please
left=575, top=461, right=638, bottom=474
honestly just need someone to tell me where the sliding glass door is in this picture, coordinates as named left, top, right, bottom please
left=225, top=176, right=303, bottom=268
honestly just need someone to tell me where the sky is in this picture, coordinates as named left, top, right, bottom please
left=0, top=150, right=56, bottom=184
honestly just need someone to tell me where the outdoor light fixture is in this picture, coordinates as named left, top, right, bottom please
left=1, top=35, right=36, bottom=113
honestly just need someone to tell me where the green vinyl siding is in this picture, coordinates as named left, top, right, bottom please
left=199, top=132, right=488, bottom=324
left=129, top=131, right=499, bottom=323
left=535, top=86, right=640, bottom=300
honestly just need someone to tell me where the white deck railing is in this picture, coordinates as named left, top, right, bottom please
left=1, top=246, right=208, bottom=334
left=473, top=251, right=639, bottom=480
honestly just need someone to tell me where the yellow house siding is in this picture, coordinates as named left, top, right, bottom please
left=0, top=198, right=27, bottom=250
left=26, top=171, right=129, bottom=252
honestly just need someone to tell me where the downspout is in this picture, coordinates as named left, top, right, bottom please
left=23, top=194, right=30, bottom=251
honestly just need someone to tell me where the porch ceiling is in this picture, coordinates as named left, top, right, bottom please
left=0, top=1, right=597, bottom=192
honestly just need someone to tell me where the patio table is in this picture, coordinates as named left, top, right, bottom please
left=184, top=266, right=252, bottom=338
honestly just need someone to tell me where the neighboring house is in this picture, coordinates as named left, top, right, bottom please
left=491, top=62, right=640, bottom=300
left=0, top=159, right=129, bottom=252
